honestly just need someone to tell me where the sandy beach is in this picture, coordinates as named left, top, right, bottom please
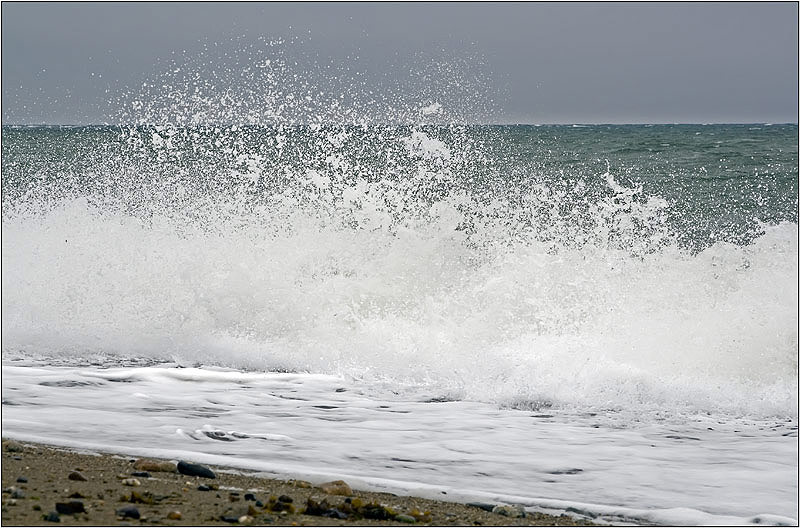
left=1, top=439, right=598, bottom=526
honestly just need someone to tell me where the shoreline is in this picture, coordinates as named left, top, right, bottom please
left=1, top=439, right=600, bottom=526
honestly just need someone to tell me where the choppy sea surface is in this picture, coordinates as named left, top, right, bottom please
left=1, top=51, right=798, bottom=525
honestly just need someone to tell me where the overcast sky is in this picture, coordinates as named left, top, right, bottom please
left=2, top=2, right=797, bottom=124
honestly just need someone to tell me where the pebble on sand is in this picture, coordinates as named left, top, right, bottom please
left=116, top=505, right=141, bottom=519
left=133, top=459, right=177, bottom=473
left=3, top=441, right=23, bottom=453
left=319, top=480, right=353, bottom=496
left=67, top=471, right=87, bottom=482
left=121, top=478, right=141, bottom=487
left=492, top=504, right=527, bottom=518
left=167, top=511, right=182, bottom=520
left=177, top=461, right=216, bottom=479
left=468, top=502, right=496, bottom=512
left=55, top=501, right=86, bottom=515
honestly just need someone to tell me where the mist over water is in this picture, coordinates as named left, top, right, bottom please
left=2, top=43, right=798, bottom=420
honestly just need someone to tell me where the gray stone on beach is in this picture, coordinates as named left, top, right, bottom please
left=43, top=511, right=60, bottom=522
left=116, top=505, right=141, bottom=519
left=318, top=480, right=352, bottom=496
left=55, top=501, right=86, bottom=515
left=177, top=461, right=216, bottom=479
left=467, top=502, right=496, bottom=512
left=4, top=441, right=23, bottom=452
left=323, top=508, right=348, bottom=520
left=133, top=459, right=177, bottom=473
left=68, top=471, right=87, bottom=482
left=492, top=504, right=527, bottom=518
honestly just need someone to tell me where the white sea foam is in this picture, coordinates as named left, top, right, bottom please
left=2, top=190, right=797, bottom=418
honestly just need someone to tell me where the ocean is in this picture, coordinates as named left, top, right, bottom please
left=2, top=117, right=798, bottom=525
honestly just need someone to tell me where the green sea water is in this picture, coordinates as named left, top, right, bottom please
left=3, top=123, right=797, bottom=252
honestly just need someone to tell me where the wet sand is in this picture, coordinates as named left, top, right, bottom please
left=1, top=439, right=599, bottom=526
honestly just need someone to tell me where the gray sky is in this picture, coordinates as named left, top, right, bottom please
left=2, top=2, right=797, bottom=124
